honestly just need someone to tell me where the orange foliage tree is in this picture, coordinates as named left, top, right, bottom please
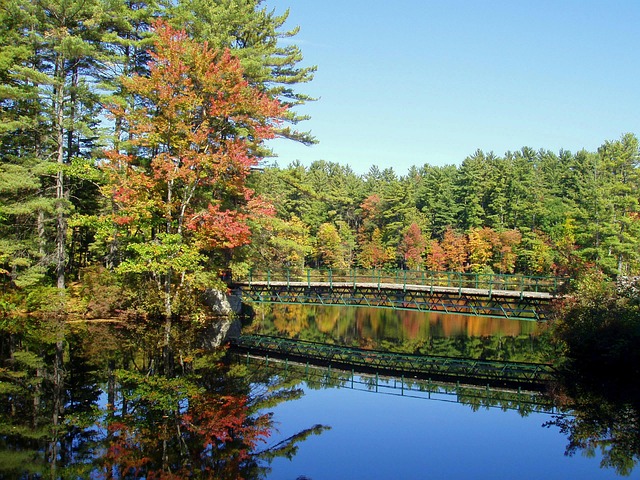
left=467, top=227, right=500, bottom=273
left=442, top=227, right=468, bottom=272
left=495, top=229, right=522, bottom=273
left=426, top=239, right=447, bottom=271
left=101, top=22, right=284, bottom=325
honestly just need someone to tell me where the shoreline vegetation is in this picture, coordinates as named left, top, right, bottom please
left=0, top=1, right=638, bottom=330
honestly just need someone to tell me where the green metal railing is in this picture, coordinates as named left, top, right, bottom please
left=231, top=334, right=555, bottom=387
left=236, top=268, right=565, bottom=295
left=232, top=352, right=556, bottom=414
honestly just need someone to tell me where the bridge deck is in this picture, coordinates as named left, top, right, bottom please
left=232, top=269, right=562, bottom=320
left=234, top=280, right=554, bottom=300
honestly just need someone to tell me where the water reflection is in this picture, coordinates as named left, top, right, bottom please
left=242, top=305, right=639, bottom=477
left=246, top=304, right=555, bottom=363
left=545, top=367, right=640, bottom=476
left=0, top=318, right=326, bottom=478
left=0, top=309, right=638, bottom=478
left=234, top=352, right=557, bottom=416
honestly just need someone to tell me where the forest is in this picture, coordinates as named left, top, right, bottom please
left=0, top=0, right=639, bottom=319
left=245, top=137, right=640, bottom=279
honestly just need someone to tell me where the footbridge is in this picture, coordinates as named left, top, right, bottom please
left=230, top=334, right=556, bottom=397
left=231, top=269, right=565, bottom=321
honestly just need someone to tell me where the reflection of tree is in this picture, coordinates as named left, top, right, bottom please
left=0, top=319, right=328, bottom=478
left=102, top=370, right=272, bottom=478
left=247, top=305, right=556, bottom=362
left=0, top=318, right=102, bottom=478
left=546, top=280, right=640, bottom=476
left=546, top=370, right=640, bottom=476
left=315, top=306, right=340, bottom=334
left=272, top=304, right=310, bottom=337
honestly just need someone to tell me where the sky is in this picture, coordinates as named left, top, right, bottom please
left=263, top=0, right=640, bottom=175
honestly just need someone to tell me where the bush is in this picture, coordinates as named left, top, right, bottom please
left=552, top=271, right=640, bottom=375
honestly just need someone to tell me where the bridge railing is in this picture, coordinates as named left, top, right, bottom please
left=237, top=269, right=565, bottom=295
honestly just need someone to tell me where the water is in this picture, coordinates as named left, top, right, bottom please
left=262, top=382, right=616, bottom=480
left=245, top=304, right=553, bottom=363
left=0, top=307, right=637, bottom=478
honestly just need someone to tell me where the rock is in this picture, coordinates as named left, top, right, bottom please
left=199, top=316, right=242, bottom=350
left=203, top=288, right=239, bottom=316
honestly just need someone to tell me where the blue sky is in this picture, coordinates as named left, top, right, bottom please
left=263, top=0, right=640, bottom=175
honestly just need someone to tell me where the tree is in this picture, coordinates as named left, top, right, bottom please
left=168, top=0, right=316, bottom=148
left=315, top=222, right=348, bottom=269
left=0, top=0, right=109, bottom=294
left=596, top=134, right=640, bottom=274
left=415, top=164, right=459, bottom=238
left=495, top=229, right=522, bottom=274
left=102, top=22, right=283, bottom=334
left=398, top=222, right=426, bottom=270
left=518, top=230, right=553, bottom=275
left=442, top=227, right=467, bottom=272
left=426, top=239, right=446, bottom=272
left=242, top=214, right=311, bottom=273
left=467, top=227, right=499, bottom=273
left=358, top=228, right=392, bottom=269
left=455, top=150, right=493, bottom=230
left=570, top=135, right=640, bottom=275
left=0, top=0, right=49, bottom=290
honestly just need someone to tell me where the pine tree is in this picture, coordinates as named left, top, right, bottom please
left=167, top=0, right=316, bottom=148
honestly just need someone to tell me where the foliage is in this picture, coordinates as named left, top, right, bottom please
left=398, top=222, right=427, bottom=269
left=0, top=0, right=314, bottom=317
left=0, top=0, right=639, bottom=324
left=102, top=21, right=283, bottom=318
left=546, top=338, right=640, bottom=477
left=551, top=271, right=640, bottom=373
left=315, top=222, right=349, bottom=269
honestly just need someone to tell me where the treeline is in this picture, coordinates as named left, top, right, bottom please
left=243, top=135, right=640, bottom=278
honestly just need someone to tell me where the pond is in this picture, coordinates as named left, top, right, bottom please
left=0, top=306, right=637, bottom=478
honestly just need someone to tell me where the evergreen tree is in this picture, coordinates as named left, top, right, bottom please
left=415, top=164, right=459, bottom=238
left=597, top=134, right=640, bottom=274
left=167, top=0, right=316, bottom=148
left=0, top=0, right=51, bottom=289
left=455, top=150, right=493, bottom=229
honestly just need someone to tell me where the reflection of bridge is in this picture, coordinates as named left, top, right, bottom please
left=229, top=336, right=557, bottom=414
left=231, top=269, right=565, bottom=320
left=230, top=334, right=555, bottom=390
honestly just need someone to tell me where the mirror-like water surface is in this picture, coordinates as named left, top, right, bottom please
left=260, top=377, right=620, bottom=480
left=0, top=306, right=637, bottom=478
left=245, top=304, right=555, bottom=363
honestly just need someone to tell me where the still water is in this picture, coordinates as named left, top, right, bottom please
left=262, top=379, right=616, bottom=480
left=0, top=306, right=637, bottom=478
left=238, top=305, right=629, bottom=479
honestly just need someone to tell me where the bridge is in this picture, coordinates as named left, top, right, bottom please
left=229, top=335, right=557, bottom=413
left=231, top=269, right=565, bottom=320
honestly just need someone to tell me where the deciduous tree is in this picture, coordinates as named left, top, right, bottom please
left=426, top=239, right=447, bottom=272
left=398, top=222, right=426, bottom=270
left=102, top=22, right=284, bottom=332
left=442, top=227, right=468, bottom=272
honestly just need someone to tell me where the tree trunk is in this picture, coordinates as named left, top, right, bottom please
left=49, top=337, right=65, bottom=476
left=54, top=54, right=67, bottom=290
left=163, top=271, right=173, bottom=376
